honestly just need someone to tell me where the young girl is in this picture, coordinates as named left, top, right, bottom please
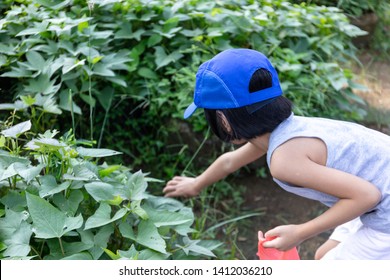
left=163, top=48, right=390, bottom=259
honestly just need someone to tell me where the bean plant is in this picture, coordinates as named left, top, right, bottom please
left=0, top=112, right=219, bottom=260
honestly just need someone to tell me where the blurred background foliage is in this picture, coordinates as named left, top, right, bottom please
left=2, top=0, right=386, bottom=180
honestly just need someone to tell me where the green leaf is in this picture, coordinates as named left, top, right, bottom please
left=147, top=195, right=185, bottom=212
left=137, top=249, right=170, bottom=260
left=0, top=190, right=27, bottom=211
left=14, top=163, right=45, bottom=184
left=0, top=54, right=7, bottom=67
left=114, top=22, right=133, bottom=39
left=131, top=200, right=148, bottom=220
left=71, top=164, right=99, bottom=181
left=136, top=220, right=167, bottom=254
left=39, top=175, right=71, bottom=198
left=26, top=192, right=83, bottom=239
left=102, top=51, right=132, bottom=70
left=61, top=252, right=93, bottom=260
left=0, top=43, right=15, bottom=55
left=120, top=220, right=167, bottom=254
left=84, top=181, right=118, bottom=202
left=328, top=74, right=348, bottom=91
left=80, top=224, right=114, bottom=260
left=107, top=195, right=123, bottom=206
left=1, top=67, right=33, bottom=78
left=41, top=94, right=62, bottom=114
left=35, top=0, right=71, bottom=10
left=116, top=245, right=138, bottom=260
left=52, top=190, right=83, bottom=217
left=78, top=21, right=89, bottom=33
left=121, top=170, right=148, bottom=201
left=0, top=209, right=32, bottom=257
left=154, top=47, right=184, bottom=69
left=171, top=208, right=196, bottom=236
left=97, top=87, right=114, bottom=112
left=103, top=248, right=121, bottom=260
left=1, top=120, right=31, bottom=138
left=0, top=154, right=29, bottom=167
left=25, top=74, right=60, bottom=96
left=138, top=67, right=158, bottom=79
left=0, top=242, right=6, bottom=252
left=92, top=63, right=115, bottom=77
left=26, top=137, right=65, bottom=151
left=0, top=208, right=29, bottom=238
left=147, top=34, right=162, bottom=47
left=62, top=58, right=85, bottom=74
left=77, top=147, right=122, bottom=158
left=105, top=76, right=127, bottom=87
left=26, top=51, right=46, bottom=72
left=79, top=93, right=96, bottom=107
left=2, top=221, right=32, bottom=257
left=118, top=245, right=169, bottom=260
left=45, top=238, right=93, bottom=259
left=59, top=90, right=82, bottom=115
left=118, top=221, right=135, bottom=240
left=92, top=56, right=103, bottom=64
left=144, top=204, right=192, bottom=228
left=84, top=203, right=127, bottom=230
left=98, top=165, right=121, bottom=178
left=130, top=29, right=145, bottom=41
left=0, top=136, right=5, bottom=147
left=20, top=95, right=36, bottom=106
left=178, top=237, right=215, bottom=257
left=0, top=163, right=18, bottom=181
left=16, top=22, right=49, bottom=36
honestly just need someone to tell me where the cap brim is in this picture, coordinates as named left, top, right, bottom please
left=183, top=102, right=198, bottom=119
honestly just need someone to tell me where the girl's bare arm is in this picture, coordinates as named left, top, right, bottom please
left=163, top=142, right=265, bottom=197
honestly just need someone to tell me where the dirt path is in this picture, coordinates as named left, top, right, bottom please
left=234, top=51, right=390, bottom=260
left=353, top=51, right=390, bottom=131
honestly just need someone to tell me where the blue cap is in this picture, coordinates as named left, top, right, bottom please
left=184, top=49, right=283, bottom=119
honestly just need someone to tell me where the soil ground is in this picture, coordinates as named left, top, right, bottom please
left=233, top=175, right=328, bottom=260
left=232, top=50, right=390, bottom=260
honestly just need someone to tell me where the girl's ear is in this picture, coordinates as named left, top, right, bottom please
left=216, top=110, right=232, bottom=134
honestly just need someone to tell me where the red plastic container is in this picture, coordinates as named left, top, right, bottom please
left=257, top=236, right=300, bottom=260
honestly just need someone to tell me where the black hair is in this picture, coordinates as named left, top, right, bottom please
left=204, top=68, right=293, bottom=143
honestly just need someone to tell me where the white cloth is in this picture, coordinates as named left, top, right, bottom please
left=328, top=218, right=363, bottom=242
left=322, top=220, right=390, bottom=260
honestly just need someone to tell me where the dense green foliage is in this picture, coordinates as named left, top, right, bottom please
left=0, top=0, right=368, bottom=177
left=295, top=0, right=390, bottom=52
left=0, top=118, right=219, bottom=259
left=293, top=0, right=390, bottom=52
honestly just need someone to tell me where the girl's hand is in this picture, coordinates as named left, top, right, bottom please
left=163, top=176, right=201, bottom=198
left=262, top=224, right=303, bottom=251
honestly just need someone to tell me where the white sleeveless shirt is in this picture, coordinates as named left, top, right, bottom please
left=266, top=114, right=390, bottom=233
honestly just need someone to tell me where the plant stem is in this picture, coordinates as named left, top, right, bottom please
left=69, top=89, right=75, bottom=137
left=7, top=178, right=12, bottom=189
left=58, top=237, right=65, bottom=256
left=88, top=5, right=94, bottom=142
left=40, top=240, right=46, bottom=257
left=12, top=176, right=17, bottom=189
left=182, top=127, right=210, bottom=176
left=30, top=246, right=42, bottom=260
left=97, top=108, right=109, bottom=148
